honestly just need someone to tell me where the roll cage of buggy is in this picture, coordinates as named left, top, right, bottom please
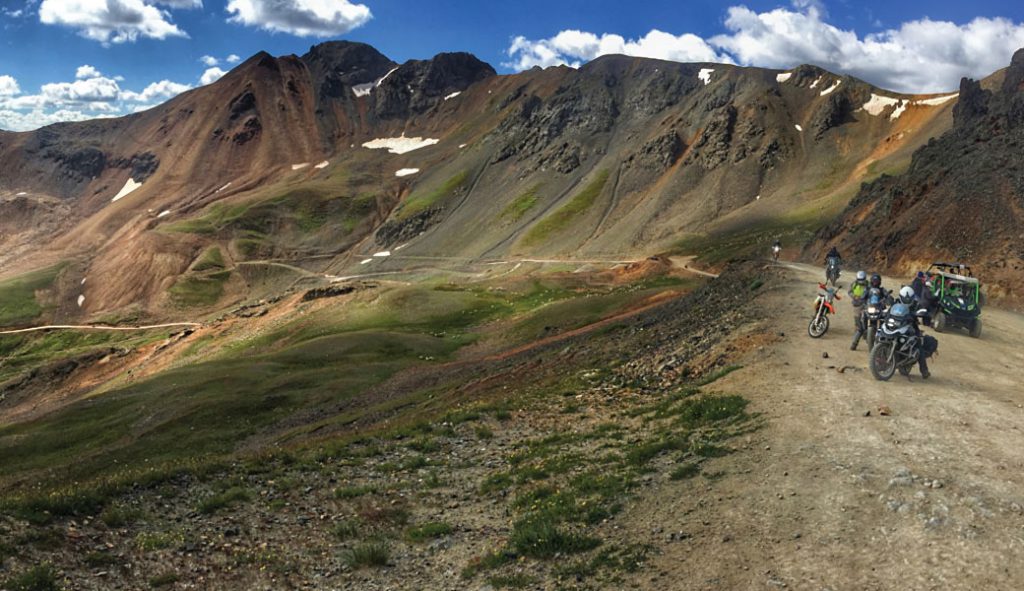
left=925, top=262, right=982, bottom=338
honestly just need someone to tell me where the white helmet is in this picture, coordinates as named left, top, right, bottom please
left=899, top=285, right=915, bottom=303
left=856, top=270, right=867, bottom=281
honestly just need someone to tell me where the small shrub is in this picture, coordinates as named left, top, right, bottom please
left=509, top=518, right=600, bottom=558
left=332, top=519, right=361, bottom=541
left=669, top=463, right=701, bottom=481
left=342, top=540, right=390, bottom=568
left=334, top=484, right=377, bottom=499
left=405, top=521, right=452, bottom=543
left=479, top=472, right=512, bottom=494
left=487, top=573, right=538, bottom=588
left=100, top=505, right=143, bottom=528
left=401, top=455, right=428, bottom=471
left=474, top=425, right=494, bottom=440
left=84, top=552, right=118, bottom=567
left=358, top=504, right=409, bottom=527
left=196, top=487, right=252, bottom=515
left=149, top=573, right=180, bottom=588
left=3, top=564, right=59, bottom=591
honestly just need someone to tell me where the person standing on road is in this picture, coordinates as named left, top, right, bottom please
left=848, top=271, right=869, bottom=350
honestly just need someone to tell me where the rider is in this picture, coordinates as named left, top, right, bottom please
left=772, top=239, right=782, bottom=259
left=897, top=285, right=932, bottom=379
left=825, top=245, right=842, bottom=264
left=848, top=271, right=869, bottom=350
left=851, top=273, right=889, bottom=351
left=910, top=271, right=927, bottom=298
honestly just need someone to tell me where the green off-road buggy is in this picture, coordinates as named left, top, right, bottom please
left=926, top=262, right=983, bottom=338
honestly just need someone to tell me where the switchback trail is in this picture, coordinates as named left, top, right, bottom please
left=635, top=261, right=1024, bottom=590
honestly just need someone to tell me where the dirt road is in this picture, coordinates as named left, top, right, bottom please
left=637, top=262, right=1024, bottom=590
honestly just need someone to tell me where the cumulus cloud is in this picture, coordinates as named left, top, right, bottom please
left=75, top=65, right=102, bottom=79
left=200, top=55, right=219, bottom=67
left=507, top=5, right=1024, bottom=92
left=0, top=67, right=192, bottom=131
left=0, top=75, right=20, bottom=96
left=122, top=79, right=192, bottom=102
left=200, top=67, right=226, bottom=85
left=507, top=29, right=730, bottom=71
left=226, top=0, right=372, bottom=37
left=38, top=0, right=198, bottom=44
left=226, top=54, right=241, bottom=63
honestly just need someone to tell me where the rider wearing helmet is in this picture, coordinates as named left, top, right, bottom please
left=848, top=271, right=869, bottom=350
left=825, top=245, right=842, bottom=264
left=897, top=285, right=932, bottom=379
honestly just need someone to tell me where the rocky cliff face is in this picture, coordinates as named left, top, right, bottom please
left=811, top=49, right=1024, bottom=300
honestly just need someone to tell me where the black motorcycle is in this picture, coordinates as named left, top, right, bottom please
left=869, top=303, right=930, bottom=381
left=825, top=257, right=841, bottom=286
left=861, top=288, right=891, bottom=350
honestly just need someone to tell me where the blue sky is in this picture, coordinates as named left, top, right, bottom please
left=2, top=0, right=1024, bottom=131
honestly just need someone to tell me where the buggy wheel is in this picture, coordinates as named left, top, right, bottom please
left=970, top=317, right=982, bottom=338
left=869, top=342, right=896, bottom=381
left=933, top=311, right=946, bottom=333
left=808, top=313, right=829, bottom=338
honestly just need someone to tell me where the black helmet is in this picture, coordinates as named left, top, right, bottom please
left=870, top=273, right=881, bottom=288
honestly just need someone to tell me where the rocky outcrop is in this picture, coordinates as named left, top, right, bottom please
left=373, top=52, right=495, bottom=119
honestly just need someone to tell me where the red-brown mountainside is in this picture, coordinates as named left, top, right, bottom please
left=0, top=41, right=963, bottom=321
left=810, top=49, right=1024, bottom=302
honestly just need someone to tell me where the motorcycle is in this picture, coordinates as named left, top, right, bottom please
left=869, top=303, right=931, bottom=381
left=771, top=244, right=781, bottom=262
left=825, top=257, right=841, bottom=286
left=808, top=282, right=841, bottom=338
left=861, top=288, right=891, bottom=350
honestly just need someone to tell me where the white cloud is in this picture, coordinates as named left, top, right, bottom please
left=0, top=75, right=20, bottom=96
left=226, top=54, right=241, bottom=63
left=507, top=29, right=730, bottom=71
left=226, top=0, right=372, bottom=37
left=38, top=0, right=197, bottom=44
left=200, top=55, right=219, bottom=67
left=200, top=67, right=226, bottom=85
left=122, top=79, right=192, bottom=102
left=0, top=67, right=191, bottom=131
left=76, top=65, right=102, bottom=79
left=507, top=5, right=1024, bottom=93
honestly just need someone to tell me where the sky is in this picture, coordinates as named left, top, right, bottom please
left=2, top=0, right=1024, bottom=131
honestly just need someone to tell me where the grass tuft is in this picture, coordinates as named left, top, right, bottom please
left=405, top=521, right=453, bottom=543
left=342, top=540, right=390, bottom=568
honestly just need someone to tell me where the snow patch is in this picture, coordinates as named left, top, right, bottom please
left=810, top=76, right=823, bottom=89
left=373, top=251, right=391, bottom=258
left=352, top=82, right=374, bottom=97
left=363, top=135, right=440, bottom=155
left=458, top=143, right=467, bottom=149
left=862, top=93, right=902, bottom=116
left=776, top=72, right=792, bottom=83
left=889, top=101, right=908, bottom=120
left=395, top=243, right=409, bottom=251
left=794, top=124, right=803, bottom=132
left=444, top=91, right=461, bottom=101
left=15, top=191, right=27, bottom=196
left=157, top=210, right=171, bottom=218
left=360, top=258, right=373, bottom=265
left=111, top=178, right=141, bottom=202
left=291, top=163, right=309, bottom=170
left=698, top=68, right=714, bottom=85
left=351, top=66, right=400, bottom=98
left=914, top=93, right=958, bottom=106
left=216, top=182, right=231, bottom=193
left=755, top=195, right=761, bottom=200
left=77, top=295, right=85, bottom=307
left=819, top=80, right=841, bottom=96
left=315, top=160, right=329, bottom=169
left=80, top=278, right=87, bottom=285
left=395, top=168, right=420, bottom=177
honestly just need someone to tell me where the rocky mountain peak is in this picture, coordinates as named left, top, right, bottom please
left=373, top=51, right=495, bottom=118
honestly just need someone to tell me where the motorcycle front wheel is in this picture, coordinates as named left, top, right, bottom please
left=869, top=342, right=897, bottom=381
left=808, top=313, right=829, bottom=338
left=866, top=326, right=876, bottom=349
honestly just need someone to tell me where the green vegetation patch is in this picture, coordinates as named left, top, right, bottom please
left=342, top=540, right=390, bottom=568
left=405, top=521, right=452, bottom=543
left=196, top=487, right=252, bottom=515
left=191, top=246, right=225, bottom=272
left=399, top=170, right=470, bottom=219
left=0, top=265, right=63, bottom=328
left=2, top=564, right=59, bottom=591
left=521, top=170, right=609, bottom=246
left=169, top=270, right=231, bottom=307
left=501, top=184, right=542, bottom=222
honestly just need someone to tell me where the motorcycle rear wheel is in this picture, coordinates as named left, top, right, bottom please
left=869, top=342, right=896, bottom=381
left=808, top=314, right=829, bottom=338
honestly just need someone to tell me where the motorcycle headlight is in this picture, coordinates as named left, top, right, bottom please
left=868, top=307, right=877, bottom=314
